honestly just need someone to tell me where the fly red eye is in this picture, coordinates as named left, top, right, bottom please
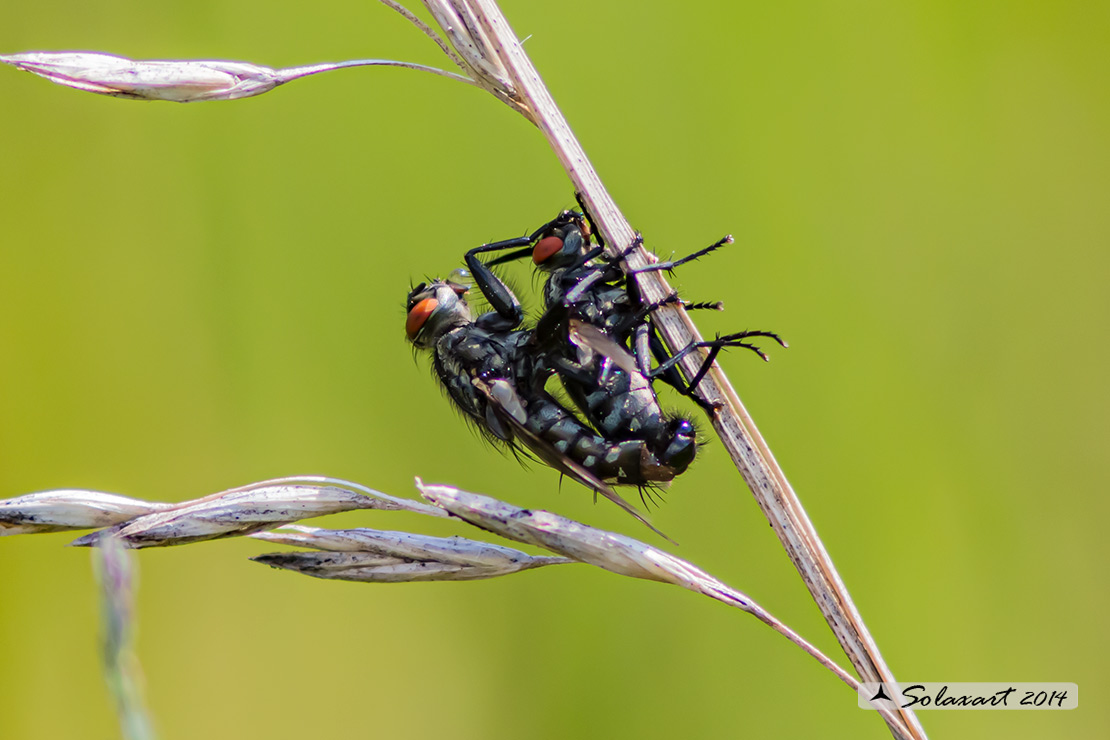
left=406, top=297, right=438, bottom=339
left=533, top=235, right=564, bottom=264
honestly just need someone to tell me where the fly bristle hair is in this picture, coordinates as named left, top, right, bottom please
left=402, top=276, right=433, bottom=310
left=636, top=482, right=668, bottom=509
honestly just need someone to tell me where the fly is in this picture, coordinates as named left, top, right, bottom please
left=460, top=206, right=787, bottom=481
left=406, top=278, right=675, bottom=535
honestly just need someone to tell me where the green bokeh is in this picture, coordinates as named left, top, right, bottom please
left=2, top=2, right=1106, bottom=738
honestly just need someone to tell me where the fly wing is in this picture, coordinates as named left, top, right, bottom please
left=566, top=319, right=650, bottom=391
left=472, top=377, right=671, bottom=541
left=474, top=378, right=609, bottom=491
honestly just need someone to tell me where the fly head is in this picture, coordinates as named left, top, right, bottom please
left=405, top=279, right=472, bottom=349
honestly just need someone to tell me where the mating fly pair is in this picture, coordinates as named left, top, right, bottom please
left=405, top=207, right=784, bottom=530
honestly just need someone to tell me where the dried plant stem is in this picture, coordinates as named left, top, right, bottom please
left=6, top=475, right=904, bottom=728
left=94, top=537, right=155, bottom=740
left=379, top=0, right=468, bottom=70
left=414, top=481, right=914, bottom=726
left=464, top=2, right=926, bottom=739
left=277, top=59, right=475, bottom=86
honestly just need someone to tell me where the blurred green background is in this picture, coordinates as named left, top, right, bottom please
left=1, top=1, right=1106, bottom=738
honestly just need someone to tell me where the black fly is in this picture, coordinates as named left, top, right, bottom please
left=406, top=278, right=676, bottom=535
left=460, top=208, right=787, bottom=480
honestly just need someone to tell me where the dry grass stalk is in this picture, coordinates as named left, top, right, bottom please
left=411, top=480, right=915, bottom=729
left=94, top=536, right=155, bottom=740
left=416, top=482, right=848, bottom=669
left=225, top=479, right=882, bottom=713
left=2, top=473, right=884, bottom=722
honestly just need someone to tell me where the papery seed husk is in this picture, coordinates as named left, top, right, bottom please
left=0, top=490, right=169, bottom=535
left=252, top=524, right=556, bottom=567
left=252, top=550, right=559, bottom=582
left=70, top=485, right=386, bottom=548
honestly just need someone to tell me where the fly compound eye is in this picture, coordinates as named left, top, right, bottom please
left=405, top=297, right=439, bottom=340
left=533, top=235, right=564, bottom=265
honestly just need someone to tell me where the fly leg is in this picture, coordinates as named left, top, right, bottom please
left=574, top=191, right=605, bottom=249
left=555, top=234, right=645, bottom=305
left=648, top=329, right=789, bottom=403
left=628, top=235, right=733, bottom=276
left=616, top=232, right=730, bottom=401
left=482, top=210, right=585, bottom=268
left=683, top=329, right=788, bottom=393
left=623, top=292, right=723, bottom=336
left=626, top=285, right=785, bottom=409
left=638, top=327, right=720, bottom=413
left=461, top=235, right=535, bottom=331
left=464, top=235, right=534, bottom=268
left=617, top=293, right=725, bottom=411
left=464, top=209, right=585, bottom=303
left=563, top=264, right=616, bottom=304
